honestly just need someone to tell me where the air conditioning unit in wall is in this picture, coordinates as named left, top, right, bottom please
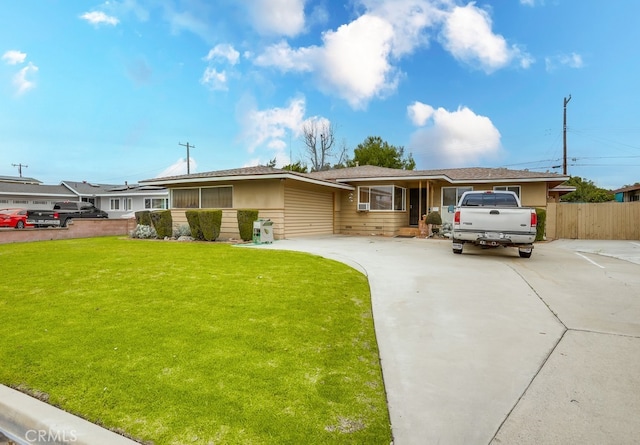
left=358, top=203, right=370, bottom=212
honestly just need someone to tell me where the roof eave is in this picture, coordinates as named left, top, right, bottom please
left=142, top=173, right=354, bottom=190
left=334, top=174, right=570, bottom=184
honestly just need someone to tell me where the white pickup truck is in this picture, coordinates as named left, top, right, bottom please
left=451, top=190, right=537, bottom=258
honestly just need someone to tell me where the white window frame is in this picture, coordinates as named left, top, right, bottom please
left=442, top=186, right=473, bottom=208
left=110, top=198, right=121, bottom=211
left=144, top=197, right=169, bottom=210
left=123, top=198, right=132, bottom=211
left=493, top=185, right=521, bottom=198
left=357, top=185, right=406, bottom=212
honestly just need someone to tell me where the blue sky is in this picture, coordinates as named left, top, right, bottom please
left=1, top=1, right=639, bottom=190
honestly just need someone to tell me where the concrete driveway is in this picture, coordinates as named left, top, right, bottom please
left=257, top=237, right=640, bottom=445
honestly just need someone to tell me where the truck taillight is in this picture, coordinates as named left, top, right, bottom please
left=53, top=212, right=59, bottom=219
left=454, top=210, right=460, bottom=224
left=531, top=210, right=537, bottom=228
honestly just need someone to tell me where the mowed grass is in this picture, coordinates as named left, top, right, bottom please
left=0, top=237, right=391, bottom=444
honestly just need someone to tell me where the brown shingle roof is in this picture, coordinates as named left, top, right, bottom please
left=308, top=165, right=567, bottom=182
left=144, top=166, right=284, bottom=182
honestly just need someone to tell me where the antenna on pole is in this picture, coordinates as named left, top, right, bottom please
left=12, top=163, right=28, bottom=177
left=563, top=95, right=571, bottom=175
left=178, top=142, right=195, bottom=175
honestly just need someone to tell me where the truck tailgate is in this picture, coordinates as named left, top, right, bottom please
left=458, top=207, right=534, bottom=233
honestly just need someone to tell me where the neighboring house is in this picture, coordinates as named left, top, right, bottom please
left=60, top=181, right=169, bottom=218
left=141, top=165, right=570, bottom=240
left=613, top=184, right=640, bottom=202
left=0, top=176, right=168, bottom=218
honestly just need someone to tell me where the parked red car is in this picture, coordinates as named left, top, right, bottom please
left=0, top=208, right=33, bottom=229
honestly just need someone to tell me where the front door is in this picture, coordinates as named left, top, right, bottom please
left=409, top=188, right=428, bottom=226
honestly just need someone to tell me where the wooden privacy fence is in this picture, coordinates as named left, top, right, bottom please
left=546, top=202, right=640, bottom=240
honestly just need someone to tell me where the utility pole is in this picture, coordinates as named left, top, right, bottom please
left=12, top=163, right=28, bottom=177
left=178, top=142, right=195, bottom=175
left=563, top=94, right=571, bottom=175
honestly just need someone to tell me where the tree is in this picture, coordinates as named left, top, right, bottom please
left=302, top=119, right=336, bottom=171
left=560, top=176, right=614, bottom=202
left=280, top=161, right=308, bottom=173
left=347, top=136, right=416, bottom=170
left=265, top=157, right=277, bottom=168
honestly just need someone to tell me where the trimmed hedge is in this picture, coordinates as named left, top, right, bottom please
left=237, top=209, right=259, bottom=241
left=185, top=210, right=204, bottom=241
left=535, top=208, right=547, bottom=242
left=199, top=210, right=222, bottom=241
left=150, top=210, right=173, bottom=238
left=425, top=211, right=442, bottom=225
left=135, top=210, right=152, bottom=226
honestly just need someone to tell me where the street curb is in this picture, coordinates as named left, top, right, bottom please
left=0, top=385, right=138, bottom=445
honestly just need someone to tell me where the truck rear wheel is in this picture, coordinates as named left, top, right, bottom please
left=519, top=248, right=532, bottom=258
left=452, top=240, right=463, bottom=255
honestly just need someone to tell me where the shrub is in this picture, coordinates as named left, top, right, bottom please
left=150, top=210, right=173, bottom=238
left=535, top=208, right=547, bottom=241
left=130, top=224, right=157, bottom=239
left=173, top=224, right=192, bottom=238
left=237, top=209, right=259, bottom=241
left=135, top=210, right=152, bottom=226
left=425, top=211, right=442, bottom=225
left=199, top=210, right=222, bottom=241
left=185, top=210, right=204, bottom=241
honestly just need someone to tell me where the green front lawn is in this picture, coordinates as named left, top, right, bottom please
left=0, top=237, right=391, bottom=444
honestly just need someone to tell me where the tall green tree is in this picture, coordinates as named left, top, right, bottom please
left=347, top=136, right=416, bottom=170
left=561, top=176, right=614, bottom=202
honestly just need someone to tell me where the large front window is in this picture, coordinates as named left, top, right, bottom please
left=358, top=186, right=406, bottom=211
left=172, top=189, right=199, bottom=208
left=201, top=186, right=232, bottom=208
left=171, top=187, right=233, bottom=208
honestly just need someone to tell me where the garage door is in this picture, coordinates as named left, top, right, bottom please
left=284, top=186, right=334, bottom=237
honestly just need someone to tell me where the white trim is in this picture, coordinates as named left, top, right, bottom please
left=143, top=173, right=354, bottom=190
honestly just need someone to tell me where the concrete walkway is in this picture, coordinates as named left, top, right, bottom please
left=257, top=237, right=640, bottom=445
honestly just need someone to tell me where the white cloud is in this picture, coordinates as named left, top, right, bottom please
left=2, top=50, right=27, bottom=65
left=254, top=41, right=316, bottom=71
left=13, top=62, right=38, bottom=95
left=200, top=67, right=228, bottom=90
left=80, top=11, right=120, bottom=26
left=407, top=101, right=435, bottom=126
left=204, top=44, right=240, bottom=65
left=319, top=15, right=398, bottom=109
left=201, top=44, right=241, bottom=91
left=360, top=0, right=444, bottom=57
left=246, top=0, right=306, bottom=37
left=439, top=3, right=532, bottom=73
left=156, top=158, right=198, bottom=178
left=545, top=52, right=584, bottom=72
left=254, top=14, right=399, bottom=109
left=408, top=103, right=501, bottom=167
left=241, top=96, right=307, bottom=154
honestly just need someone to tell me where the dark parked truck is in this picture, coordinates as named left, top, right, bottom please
left=451, top=190, right=537, bottom=258
left=26, top=201, right=109, bottom=227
